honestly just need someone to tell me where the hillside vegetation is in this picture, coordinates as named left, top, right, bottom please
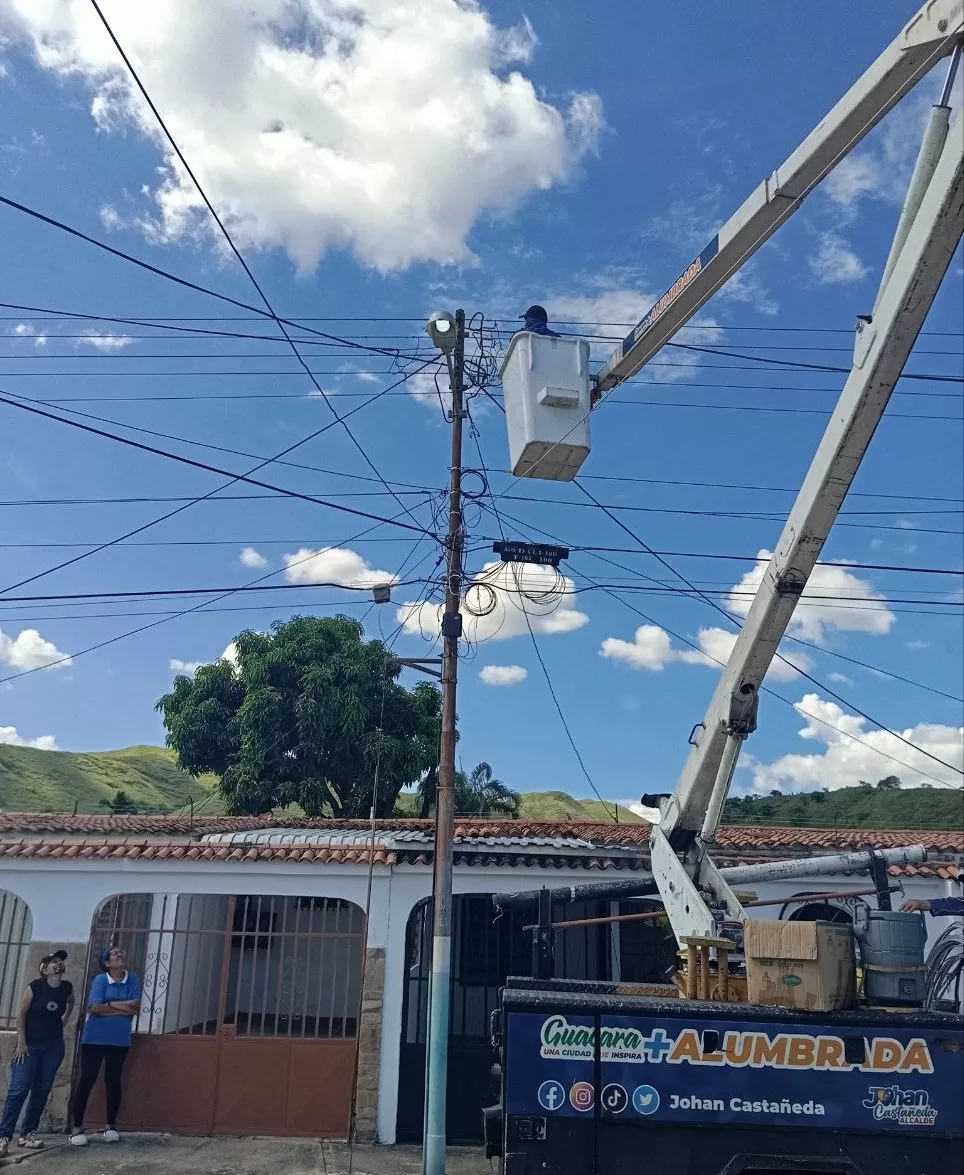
left=1, top=744, right=960, bottom=830
left=722, top=783, right=963, bottom=831
left=0, top=744, right=219, bottom=815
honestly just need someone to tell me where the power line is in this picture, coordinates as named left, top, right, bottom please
left=4, top=369, right=960, bottom=411
left=0, top=379, right=956, bottom=403
left=4, top=309, right=962, bottom=335
left=0, top=580, right=430, bottom=604
left=479, top=495, right=963, bottom=706
left=0, top=199, right=423, bottom=364
left=0, top=364, right=439, bottom=598
left=5, top=345, right=963, bottom=365
left=467, top=415, right=618, bottom=820
left=664, top=339, right=964, bottom=384
left=0, top=392, right=439, bottom=541
left=6, top=390, right=959, bottom=526
left=0, top=500, right=433, bottom=687
left=572, top=480, right=963, bottom=778
left=475, top=497, right=961, bottom=787
left=3, top=534, right=958, bottom=579
left=86, top=0, right=428, bottom=538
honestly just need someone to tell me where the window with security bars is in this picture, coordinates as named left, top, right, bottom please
left=0, top=892, right=32, bottom=1030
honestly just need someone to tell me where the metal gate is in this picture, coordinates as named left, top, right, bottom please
left=81, top=892, right=364, bottom=1137
left=396, top=893, right=675, bottom=1143
left=0, top=891, right=31, bottom=1030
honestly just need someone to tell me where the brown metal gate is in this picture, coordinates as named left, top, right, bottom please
left=81, top=893, right=364, bottom=1137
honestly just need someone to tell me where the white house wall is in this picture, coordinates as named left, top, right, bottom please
left=1, top=859, right=960, bottom=1144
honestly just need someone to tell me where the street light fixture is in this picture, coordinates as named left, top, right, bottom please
left=426, top=310, right=458, bottom=353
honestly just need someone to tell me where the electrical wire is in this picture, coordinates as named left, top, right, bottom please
left=924, top=922, right=964, bottom=1011
left=0, top=392, right=439, bottom=541
left=0, top=199, right=424, bottom=364
left=468, top=412, right=619, bottom=821
left=86, top=0, right=429, bottom=537
left=0, top=498, right=436, bottom=687
left=571, top=479, right=963, bottom=778
left=473, top=495, right=961, bottom=787
left=4, top=308, right=962, bottom=335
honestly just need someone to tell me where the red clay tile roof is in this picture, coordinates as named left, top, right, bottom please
left=0, top=812, right=655, bottom=844
left=0, top=815, right=959, bottom=875
left=1, top=812, right=960, bottom=848
left=0, top=836, right=648, bottom=871
left=714, top=826, right=963, bottom=853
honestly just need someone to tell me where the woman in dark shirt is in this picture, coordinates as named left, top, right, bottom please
left=0, top=950, right=75, bottom=1155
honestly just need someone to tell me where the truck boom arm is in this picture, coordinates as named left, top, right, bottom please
left=594, top=0, right=962, bottom=396
left=660, top=102, right=963, bottom=848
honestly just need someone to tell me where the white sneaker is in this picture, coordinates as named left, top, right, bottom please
left=103, top=1129, right=121, bottom=1143
left=69, top=1132, right=89, bottom=1147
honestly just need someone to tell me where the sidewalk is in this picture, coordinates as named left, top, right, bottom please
left=0, top=1134, right=492, bottom=1174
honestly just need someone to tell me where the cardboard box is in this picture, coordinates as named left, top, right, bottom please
left=744, top=920, right=856, bottom=1011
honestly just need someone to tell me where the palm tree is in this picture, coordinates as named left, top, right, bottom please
left=416, top=761, right=520, bottom=818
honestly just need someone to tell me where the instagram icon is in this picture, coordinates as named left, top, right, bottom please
left=569, top=1082, right=595, bottom=1112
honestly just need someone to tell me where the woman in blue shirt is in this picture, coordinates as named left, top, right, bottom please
left=69, top=947, right=141, bottom=1148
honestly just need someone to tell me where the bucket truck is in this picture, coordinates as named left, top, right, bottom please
left=488, top=3, right=964, bottom=1170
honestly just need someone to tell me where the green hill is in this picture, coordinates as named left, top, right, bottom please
left=1, top=744, right=960, bottom=830
left=722, top=783, right=963, bottom=831
left=518, top=790, right=645, bottom=823
left=0, top=743, right=219, bottom=815
left=392, top=788, right=643, bottom=823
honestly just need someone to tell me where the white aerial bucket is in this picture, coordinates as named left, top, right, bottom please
left=499, top=332, right=592, bottom=481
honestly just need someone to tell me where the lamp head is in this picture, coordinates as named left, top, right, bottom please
left=426, top=310, right=457, bottom=352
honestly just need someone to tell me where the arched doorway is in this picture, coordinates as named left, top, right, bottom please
left=396, top=892, right=674, bottom=1143
left=82, top=892, right=364, bottom=1137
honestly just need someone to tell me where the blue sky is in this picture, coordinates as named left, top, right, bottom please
left=0, top=0, right=961, bottom=806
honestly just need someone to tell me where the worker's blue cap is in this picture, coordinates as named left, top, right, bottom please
left=521, top=304, right=548, bottom=320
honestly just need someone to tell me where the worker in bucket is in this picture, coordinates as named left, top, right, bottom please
left=901, top=895, right=964, bottom=916
left=520, top=304, right=560, bottom=337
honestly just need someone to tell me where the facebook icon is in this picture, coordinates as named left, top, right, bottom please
left=538, top=1080, right=566, bottom=1112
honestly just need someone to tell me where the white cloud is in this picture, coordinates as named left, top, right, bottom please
left=78, top=331, right=133, bottom=350
left=628, top=802, right=660, bottom=823
left=221, top=642, right=238, bottom=666
left=479, top=664, right=528, bottom=686
left=12, top=322, right=47, bottom=346
left=599, top=623, right=808, bottom=682
left=0, top=725, right=59, bottom=751
left=600, top=624, right=677, bottom=671
left=239, top=546, right=268, bottom=570
left=407, top=370, right=451, bottom=414
left=399, top=561, right=588, bottom=643
left=905, top=640, right=932, bottom=651
left=808, top=231, right=868, bottom=285
left=169, top=658, right=203, bottom=674
left=828, top=671, right=855, bottom=686
left=283, top=546, right=396, bottom=588
left=747, top=693, right=963, bottom=792
left=728, top=550, right=894, bottom=645
left=0, top=627, right=72, bottom=671
left=8, top=0, right=602, bottom=272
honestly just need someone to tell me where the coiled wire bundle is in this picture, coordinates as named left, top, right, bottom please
left=924, top=921, right=964, bottom=1011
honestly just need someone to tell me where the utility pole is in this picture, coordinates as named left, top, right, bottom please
left=423, top=309, right=465, bottom=1175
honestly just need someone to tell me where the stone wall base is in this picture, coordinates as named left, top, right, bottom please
left=353, top=946, right=385, bottom=1143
